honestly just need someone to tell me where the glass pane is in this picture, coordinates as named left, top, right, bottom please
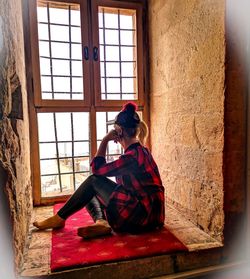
left=71, top=44, right=82, bottom=59
left=58, top=142, right=72, bottom=157
left=121, top=62, right=136, bottom=77
left=105, top=29, right=119, bottom=45
left=106, top=62, right=120, bottom=77
left=41, top=175, right=59, bottom=195
left=41, top=76, right=52, bottom=92
left=53, top=77, right=70, bottom=92
left=121, top=46, right=134, bottom=61
left=56, top=113, right=72, bottom=141
left=106, top=78, right=120, bottom=93
left=39, top=41, right=50, bottom=57
left=38, top=23, right=49, bottom=40
left=59, top=158, right=73, bottom=173
left=51, top=42, right=69, bottom=59
left=50, top=25, right=69, bottom=42
left=37, top=1, right=84, bottom=100
left=122, top=78, right=135, bottom=93
left=71, top=10, right=81, bottom=26
left=74, top=142, right=89, bottom=156
left=106, top=46, right=119, bottom=61
left=52, top=59, right=70, bottom=76
left=37, top=7, right=48, bottom=22
left=120, top=30, right=134, bottom=46
left=72, top=61, right=83, bottom=76
left=49, top=7, right=69, bottom=25
left=40, top=58, right=51, bottom=75
left=72, top=77, right=83, bottom=92
left=104, top=11, right=118, bottom=28
left=73, top=112, right=89, bottom=140
left=71, top=27, right=81, bottom=43
left=39, top=143, right=57, bottom=159
left=38, top=112, right=90, bottom=197
left=61, top=174, right=74, bottom=191
left=120, top=14, right=135, bottom=29
left=40, top=159, right=58, bottom=175
left=74, top=157, right=89, bottom=172
left=98, top=6, right=138, bottom=100
left=38, top=113, right=55, bottom=142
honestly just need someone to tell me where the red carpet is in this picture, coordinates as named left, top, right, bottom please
left=51, top=203, right=187, bottom=271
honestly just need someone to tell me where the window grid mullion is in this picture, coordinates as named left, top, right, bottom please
left=53, top=112, right=63, bottom=192
left=70, top=113, right=76, bottom=190
left=102, top=9, right=108, bottom=100
left=118, top=9, right=122, bottom=100
left=69, top=5, right=73, bottom=101
left=46, top=3, right=55, bottom=99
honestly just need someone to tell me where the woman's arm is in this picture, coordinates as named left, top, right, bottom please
left=95, top=130, right=119, bottom=157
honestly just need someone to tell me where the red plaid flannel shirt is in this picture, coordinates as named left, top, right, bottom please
left=91, top=142, right=165, bottom=232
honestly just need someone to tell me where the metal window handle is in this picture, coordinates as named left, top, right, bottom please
left=84, top=46, right=89, bottom=60
left=93, top=46, right=98, bottom=61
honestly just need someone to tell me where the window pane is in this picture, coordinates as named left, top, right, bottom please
left=120, top=30, right=135, bottom=46
left=38, top=112, right=90, bottom=197
left=74, top=142, right=89, bottom=156
left=72, top=61, right=83, bottom=76
left=40, top=58, right=51, bottom=75
left=73, top=112, right=89, bottom=141
left=56, top=113, right=72, bottom=141
left=121, top=46, right=134, bottom=61
left=49, top=7, right=69, bottom=25
left=37, top=1, right=84, bottom=100
left=105, top=46, right=119, bottom=61
left=71, top=10, right=81, bottom=26
left=98, top=6, right=138, bottom=100
left=37, top=7, right=48, bottom=22
left=51, top=42, right=69, bottom=59
left=38, top=23, right=49, bottom=40
left=120, top=14, right=135, bottom=29
left=58, top=142, right=72, bottom=157
left=40, top=159, right=58, bottom=175
left=72, top=77, right=83, bottom=92
left=41, top=76, right=52, bottom=92
left=74, top=157, right=89, bottom=172
left=52, top=59, right=70, bottom=76
left=60, top=158, right=73, bottom=173
left=39, top=143, right=57, bottom=159
left=106, top=78, right=120, bottom=93
left=106, top=62, right=120, bottom=77
left=105, top=29, right=119, bottom=45
left=71, top=27, right=81, bottom=43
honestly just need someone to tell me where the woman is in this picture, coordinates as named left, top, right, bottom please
left=34, top=102, right=165, bottom=238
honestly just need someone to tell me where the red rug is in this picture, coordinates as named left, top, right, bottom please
left=51, top=203, right=187, bottom=271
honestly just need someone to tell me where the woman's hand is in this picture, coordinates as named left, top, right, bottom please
left=103, top=129, right=120, bottom=143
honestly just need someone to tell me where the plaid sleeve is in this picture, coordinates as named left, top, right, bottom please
left=90, top=153, right=138, bottom=177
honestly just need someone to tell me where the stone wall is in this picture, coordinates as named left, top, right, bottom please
left=0, top=0, right=32, bottom=272
left=148, top=0, right=225, bottom=241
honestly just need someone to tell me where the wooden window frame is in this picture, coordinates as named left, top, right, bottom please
left=23, top=0, right=149, bottom=206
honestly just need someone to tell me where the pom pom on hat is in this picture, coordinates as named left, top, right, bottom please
left=121, top=102, right=138, bottom=113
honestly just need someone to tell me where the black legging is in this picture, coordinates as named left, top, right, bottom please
left=57, top=174, right=117, bottom=222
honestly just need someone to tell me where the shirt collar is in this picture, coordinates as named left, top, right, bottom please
left=124, top=142, right=141, bottom=153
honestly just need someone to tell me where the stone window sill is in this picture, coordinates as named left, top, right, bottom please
left=20, top=205, right=222, bottom=277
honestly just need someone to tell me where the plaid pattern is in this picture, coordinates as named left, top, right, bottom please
left=91, top=142, right=165, bottom=232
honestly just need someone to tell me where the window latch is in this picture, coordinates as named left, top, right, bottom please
left=93, top=46, right=98, bottom=61
left=84, top=46, right=89, bottom=60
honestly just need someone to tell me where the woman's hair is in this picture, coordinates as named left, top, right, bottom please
left=115, top=102, right=149, bottom=145
left=122, top=122, right=148, bottom=145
